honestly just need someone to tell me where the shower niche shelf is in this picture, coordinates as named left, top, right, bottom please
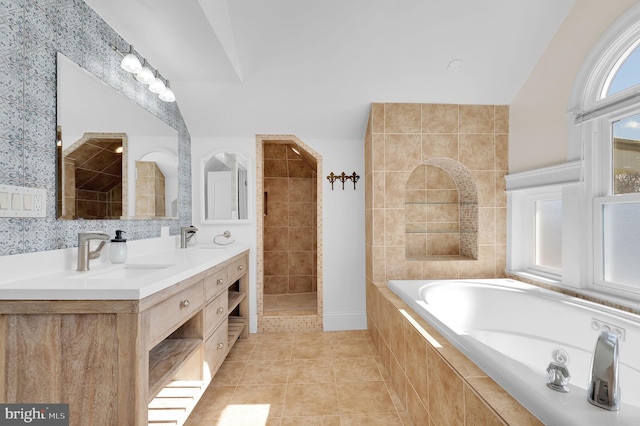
left=404, top=159, right=478, bottom=261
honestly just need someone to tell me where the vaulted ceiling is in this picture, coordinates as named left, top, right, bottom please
left=85, top=0, right=575, bottom=139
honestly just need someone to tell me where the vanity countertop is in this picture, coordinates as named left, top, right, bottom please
left=0, top=244, right=249, bottom=300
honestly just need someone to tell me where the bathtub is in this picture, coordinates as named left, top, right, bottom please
left=388, top=278, right=640, bottom=425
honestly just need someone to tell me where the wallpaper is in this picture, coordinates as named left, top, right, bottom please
left=0, top=0, right=192, bottom=255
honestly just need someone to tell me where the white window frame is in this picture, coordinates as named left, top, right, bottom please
left=563, top=2, right=640, bottom=305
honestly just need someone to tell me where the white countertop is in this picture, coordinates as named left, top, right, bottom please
left=0, top=244, right=249, bottom=300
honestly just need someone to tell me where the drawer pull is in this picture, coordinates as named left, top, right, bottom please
left=217, top=278, right=224, bottom=286
left=217, top=307, right=224, bottom=315
left=217, top=342, right=225, bottom=350
left=238, top=265, right=244, bottom=271
left=179, top=300, right=190, bottom=309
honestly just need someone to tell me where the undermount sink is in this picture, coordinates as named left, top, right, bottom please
left=87, top=264, right=175, bottom=280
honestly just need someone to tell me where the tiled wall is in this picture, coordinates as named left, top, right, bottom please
left=367, top=281, right=542, bottom=425
left=0, top=0, right=191, bottom=255
left=364, top=103, right=508, bottom=283
left=263, top=142, right=317, bottom=295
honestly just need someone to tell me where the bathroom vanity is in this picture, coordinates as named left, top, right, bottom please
left=0, top=246, right=249, bottom=426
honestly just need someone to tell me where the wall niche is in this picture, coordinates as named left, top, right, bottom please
left=405, top=157, right=478, bottom=261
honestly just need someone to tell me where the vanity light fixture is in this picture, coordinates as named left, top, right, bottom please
left=110, top=43, right=176, bottom=102
left=135, top=59, right=155, bottom=85
left=159, top=80, right=176, bottom=103
left=120, top=45, right=142, bottom=73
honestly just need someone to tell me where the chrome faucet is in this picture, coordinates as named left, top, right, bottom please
left=587, top=331, right=620, bottom=411
left=180, top=226, right=198, bottom=248
left=77, top=232, right=110, bottom=271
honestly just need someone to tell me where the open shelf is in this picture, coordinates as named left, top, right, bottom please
left=228, top=291, right=246, bottom=312
left=148, top=380, right=205, bottom=425
left=148, top=339, right=203, bottom=402
left=227, top=316, right=247, bottom=347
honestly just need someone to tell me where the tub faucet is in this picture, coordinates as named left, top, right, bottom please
left=77, top=232, right=110, bottom=271
left=587, top=331, right=620, bottom=411
left=180, top=226, right=198, bottom=248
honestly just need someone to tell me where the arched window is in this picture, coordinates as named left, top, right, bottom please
left=570, top=5, right=640, bottom=299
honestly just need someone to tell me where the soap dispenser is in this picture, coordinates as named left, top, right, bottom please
left=109, top=230, right=127, bottom=264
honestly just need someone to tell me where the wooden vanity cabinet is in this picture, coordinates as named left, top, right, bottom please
left=0, top=250, right=249, bottom=426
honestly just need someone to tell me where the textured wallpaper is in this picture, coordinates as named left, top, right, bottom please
left=0, top=0, right=192, bottom=255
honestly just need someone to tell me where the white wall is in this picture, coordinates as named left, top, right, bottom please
left=509, top=0, right=637, bottom=174
left=191, top=136, right=365, bottom=332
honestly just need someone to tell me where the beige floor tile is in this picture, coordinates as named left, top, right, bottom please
left=251, top=341, right=294, bottom=360
left=225, top=338, right=256, bottom=361
left=288, top=359, right=335, bottom=383
left=294, top=331, right=332, bottom=342
left=336, top=381, right=397, bottom=415
left=339, top=413, right=404, bottom=425
left=332, top=357, right=383, bottom=382
left=281, top=415, right=341, bottom=425
left=239, top=360, right=290, bottom=385
left=230, top=384, right=286, bottom=418
left=325, top=330, right=368, bottom=341
left=254, top=332, right=296, bottom=342
left=330, top=338, right=375, bottom=358
left=212, top=360, right=246, bottom=386
left=187, top=385, right=235, bottom=419
left=292, top=339, right=333, bottom=359
left=283, top=383, right=339, bottom=417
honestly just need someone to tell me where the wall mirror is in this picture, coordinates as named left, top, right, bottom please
left=56, top=52, right=179, bottom=220
left=201, top=152, right=250, bottom=222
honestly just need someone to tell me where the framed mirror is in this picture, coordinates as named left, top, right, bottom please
left=201, top=152, right=250, bottom=223
left=56, top=52, right=179, bottom=220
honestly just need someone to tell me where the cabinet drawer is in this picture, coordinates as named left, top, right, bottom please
left=204, top=268, right=228, bottom=301
left=227, top=254, right=248, bottom=284
left=148, top=282, right=204, bottom=345
left=205, top=291, right=228, bottom=338
left=205, top=319, right=228, bottom=377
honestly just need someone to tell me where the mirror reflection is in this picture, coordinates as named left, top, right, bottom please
left=56, top=53, right=179, bottom=220
left=203, top=152, right=249, bottom=221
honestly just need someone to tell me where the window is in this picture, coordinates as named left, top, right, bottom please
left=535, top=198, right=562, bottom=271
left=573, top=10, right=640, bottom=300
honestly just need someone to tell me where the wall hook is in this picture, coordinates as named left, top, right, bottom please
left=327, top=172, right=338, bottom=190
left=327, top=171, right=360, bottom=190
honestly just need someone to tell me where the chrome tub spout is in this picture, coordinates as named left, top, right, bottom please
left=587, top=331, right=619, bottom=411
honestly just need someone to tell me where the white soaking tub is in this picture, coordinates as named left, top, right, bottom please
left=388, top=278, right=640, bottom=425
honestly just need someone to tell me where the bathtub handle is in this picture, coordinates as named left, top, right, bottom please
left=587, top=331, right=619, bottom=411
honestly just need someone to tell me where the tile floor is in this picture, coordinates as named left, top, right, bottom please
left=184, top=330, right=411, bottom=425
left=263, top=293, right=318, bottom=316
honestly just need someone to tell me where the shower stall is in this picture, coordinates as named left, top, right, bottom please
left=257, top=135, right=323, bottom=332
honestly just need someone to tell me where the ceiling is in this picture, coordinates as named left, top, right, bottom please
left=84, top=0, right=575, bottom=139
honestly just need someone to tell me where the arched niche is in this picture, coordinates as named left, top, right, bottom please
left=405, top=157, right=478, bottom=261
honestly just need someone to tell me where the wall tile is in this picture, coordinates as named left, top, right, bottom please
left=384, top=133, right=421, bottom=172
left=371, top=103, right=385, bottom=134
left=422, top=133, right=459, bottom=160
left=427, top=347, right=464, bottom=425
left=385, top=103, right=421, bottom=133
left=495, top=105, right=509, bottom=134
left=460, top=105, right=494, bottom=134
left=422, top=103, right=458, bottom=133
left=459, top=133, right=495, bottom=171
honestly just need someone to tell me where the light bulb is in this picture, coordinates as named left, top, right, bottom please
left=120, top=46, right=142, bottom=73
left=136, top=59, right=155, bottom=85
left=149, top=72, right=166, bottom=94
left=159, top=81, right=176, bottom=102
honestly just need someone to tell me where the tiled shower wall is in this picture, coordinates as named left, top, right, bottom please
left=0, top=0, right=191, bottom=255
left=263, top=143, right=317, bottom=295
left=364, top=103, right=508, bottom=284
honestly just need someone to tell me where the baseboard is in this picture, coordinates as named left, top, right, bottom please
left=323, top=311, right=367, bottom=331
